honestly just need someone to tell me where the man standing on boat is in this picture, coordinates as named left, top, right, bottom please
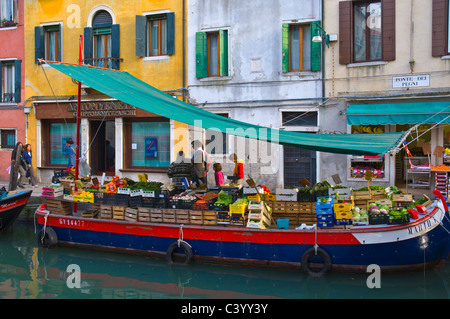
left=191, top=140, right=207, bottom=187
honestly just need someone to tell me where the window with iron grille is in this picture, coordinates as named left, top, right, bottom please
left=0, top=129, right=15, bottom=149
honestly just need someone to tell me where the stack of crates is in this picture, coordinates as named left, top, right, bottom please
left=316, top=196, right=334, bottom=228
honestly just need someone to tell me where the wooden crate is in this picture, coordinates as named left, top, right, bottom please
left=46, top=199, right=72, bottom=215
left=150, top=208, right=163, bottom=223
left=268, top=201, right=286, bottom=213
left=112, top=206, right=125, bottom=220
left=352, top=190, right=372, bottom=200
left=137, top=207, right=151, bottom=222
left=175, top=210, right=190, bottom=224
left=81, top=209, right=98, bottom=218
left=189, top=210, right=203, bottom=225
left=203, top=211, right=217, bottom=225
left=392, top=193, right=413, bottom=202
left=354, top=199, right=369, bottom=209
left=99, top=205, right=112, bottom=219
left=125, top=208, right=138, bottom=222
left=163, top=209, right=176, bottom=223
left=272, top=213, right=298, bottom=228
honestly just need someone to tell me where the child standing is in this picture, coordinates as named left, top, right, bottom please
left=213, top=163, right=224, bottom=186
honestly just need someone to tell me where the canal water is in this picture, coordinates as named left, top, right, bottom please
left=1, top=205, right=449, bottom=300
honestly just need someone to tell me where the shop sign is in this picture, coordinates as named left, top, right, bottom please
left=392, top=74, right=430, bottom=88
left=67, top=101, right=137, bottom=118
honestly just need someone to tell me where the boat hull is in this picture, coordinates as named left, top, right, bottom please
left=35, top=193, right=450, bottom=272
left=0, top=190, right=32, bottom=233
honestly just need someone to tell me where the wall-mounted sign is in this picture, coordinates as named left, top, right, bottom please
left=145, top=137, right=158, bottom=158
left=392, top=74, right=430, bottom=88
left=67, top=101, right=137, bottom=118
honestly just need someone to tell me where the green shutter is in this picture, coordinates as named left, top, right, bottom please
left=83, top=27, right=93, bottom=65
left=14, top=60, right=21, bottom=103
left=111, top=24, right=120, bottom=70
left=219, top=30, right=228, bottom=76
left=135, top=15, right=147, bottom=57
left=196, top=32, right=207, bottom=78
left=310, top=21, right=321, bottom=72
left=166, top=12, right=175, bottom=55
left=282, top=24, right=289, bottom=73
left=34, top=26, right=44, bottom=64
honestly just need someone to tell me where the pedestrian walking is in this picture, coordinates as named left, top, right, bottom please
left=23, top=144, right=39, bottom=188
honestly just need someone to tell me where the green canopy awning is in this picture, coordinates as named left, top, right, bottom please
left=346, top=101, right=450, bottom=125
left=46, top=62, right=405, bottom=156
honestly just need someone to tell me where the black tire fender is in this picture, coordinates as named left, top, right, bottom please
left=166, top=240, right=193, bottom=265
left=38, top=226, right=58, bottom=249
left=301, top=247, right=331, bottom=277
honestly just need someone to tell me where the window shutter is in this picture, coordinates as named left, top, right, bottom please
left=432, top=0, right=449, bottom=57
left=34, top=26, right=44, bottom=64
left=196, top=32, right=207, bottom=78
left=219, top=29, right=228, bottom=76
left=135, top=15, right=147, bottom=57
left=0, top=62, right=2, bottom=101
left=167, top=12, right=175, bottom=55
left=382, top=0, right=396, bottom=61
left=310, top=21, right=321, bottom=71
left=339, top=1, right=352, bottom=65
left=84, top=27, right=93, bottom=65
left=282, top=24, right=289, bottom=72
left=14, top=60, right=21, bottom=103
left=111, top=24, right=120, bottom=70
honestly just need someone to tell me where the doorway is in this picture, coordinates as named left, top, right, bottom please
left=90, top=120, right=116, bottom=176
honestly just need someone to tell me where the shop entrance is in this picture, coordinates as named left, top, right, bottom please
left=90, top=120, right=116, bottom=176
left=283, top=145, right=317, bottom=188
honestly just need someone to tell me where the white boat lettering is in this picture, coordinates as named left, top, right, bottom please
left=408, top=219, right=434, bottom=235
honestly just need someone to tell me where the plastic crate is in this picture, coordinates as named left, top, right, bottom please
left=369, top=214, right=388, bottom=225
left=297, top=192, right=315, bottom=202
left=276, top=218, right=289, bottom=229
left=316, top=213, right=334, bottom=222
left=316, top=207, right=333, bottom=215
left=316, top=196, right=333, bottom=209
left=335, top=219, right=352, bottom=226
left=229, top=203, right=248, bottom=216
left=388, top=212, right=410, bottom=225
left=317, top=220, right=334, bottom=227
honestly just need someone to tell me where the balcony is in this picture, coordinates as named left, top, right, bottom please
left=1, top=93, right=15, bottom=104
left=83, top=57, right=122, bottom=70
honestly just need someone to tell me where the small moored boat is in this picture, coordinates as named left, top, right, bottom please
left=0, top=190, right=33, bottom=233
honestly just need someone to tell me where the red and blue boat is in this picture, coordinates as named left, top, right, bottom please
left=35, top=190, right=450, bottom=276
left=0, top=190, right=32, bottom=233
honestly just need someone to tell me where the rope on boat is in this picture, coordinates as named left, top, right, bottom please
left=40, top=210, right=50, bottom=241
left=177, top=224, right=191, bottom=248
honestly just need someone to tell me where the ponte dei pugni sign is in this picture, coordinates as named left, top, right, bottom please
left=67, top=101, right=137, bottom=118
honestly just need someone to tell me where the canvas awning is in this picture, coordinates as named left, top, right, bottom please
left=346, top=101, right=450, bottom=125
left=46, top=62, right=405, bottom=156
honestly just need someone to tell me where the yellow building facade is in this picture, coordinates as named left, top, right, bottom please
left=24, top=0, right=189, bottom=183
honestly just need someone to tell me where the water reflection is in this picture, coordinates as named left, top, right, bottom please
left=0, top=206, right=449, bottom=299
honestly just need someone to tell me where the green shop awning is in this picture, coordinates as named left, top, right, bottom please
left=346, top=101, right=450, bottom=125
left=46, top=62, right=405, bottom=156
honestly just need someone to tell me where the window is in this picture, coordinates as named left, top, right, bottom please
left=93, top=27, right=112, bottom=68
left=84, top=10, right=120, bottom=70
left=35, top=25, right=62, bottom=63
left=282, top=112, right=318, bottom=127
left=128, top=120, right=170, bottom=168
left=339, top=0, right=395, bottom=64
left=0, top=60, right=20, bottom=103
left=282, top=22, right=321, bottom=72
left=196, top=30, right=228, bottom=78
left=205, top=113, right=228, bottom=155
left=48, top=122, right=76, bottom=165
left=135, top=13, right=175, bottom=58
left=0, top=129, right=15, bottom=149
left=0, top=0, right=17, bottom=28
left=45, top=25, right=61, bottom=62
left=432, top=0, right=450, bottom=57
left=353, top=1, right=382, bottom=62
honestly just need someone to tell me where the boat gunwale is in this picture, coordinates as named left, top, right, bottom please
left=34, top=202, right=444, bottom=235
